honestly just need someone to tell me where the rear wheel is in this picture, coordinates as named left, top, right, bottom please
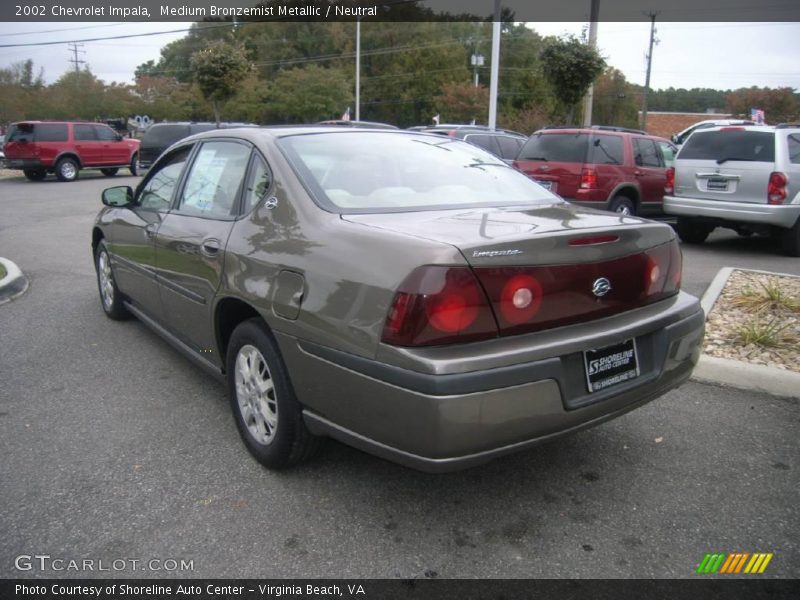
left=675, top=217, right=713, bottom=245
left=101, top=167, right=119, bottom=177
left=782, top=218, right=800, bottom=257
left=94, top=240, right=129, bottom=320
left=609, top=195, right=636, bottom=215
left=226, top=318, right=321, bottom=469
left=55, top=157, right=79, bottom=182
left=23, top=169, right=46, bottom=181
left=129, top=153, right=139, bottom=176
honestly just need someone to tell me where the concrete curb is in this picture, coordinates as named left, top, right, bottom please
left=692, top=266, right=800, bottom=399
left=0, top=257, right=28, bottom=304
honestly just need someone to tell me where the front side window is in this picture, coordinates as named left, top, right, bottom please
left=94, top=125, right=118, bottom=141
left=279, top=132, right=559, bottom=213
left=138, top=146, right=192, bottom=211
left=177, top=141, right=251, bottom=218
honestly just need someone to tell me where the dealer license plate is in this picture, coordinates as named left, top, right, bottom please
left=536, top=179, right=553, bottom=191
left=583, top=339, right=640, bottom=393
left=706, top=178, right=729, bottom=191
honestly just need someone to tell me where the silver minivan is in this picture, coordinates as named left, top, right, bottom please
left=664, top=124, right=800, bottom=256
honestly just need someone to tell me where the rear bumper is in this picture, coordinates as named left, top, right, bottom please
left=4, top=158, right=46, bottom=170
left=664, top=195, right=800, bottom=229
left=277, top=292, right=704, bottom=472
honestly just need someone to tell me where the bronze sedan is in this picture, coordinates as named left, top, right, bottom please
left=92, top=127, right=704, bottom=472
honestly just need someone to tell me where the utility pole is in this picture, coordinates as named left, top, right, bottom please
left=640, top=12, right=658, bottom=131
left=68, top=42, right=85, bottom=72
left=487, top=0, right=501, bottom=130
left=355, top=19, right=361, bottom=121
left=581, top=0, right=600, bottom=127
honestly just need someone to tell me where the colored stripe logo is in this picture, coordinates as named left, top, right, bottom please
left=696, top=552, right=773, bottom=574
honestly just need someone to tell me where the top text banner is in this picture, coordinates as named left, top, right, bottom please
left=3, top=0, right=800, bottom=22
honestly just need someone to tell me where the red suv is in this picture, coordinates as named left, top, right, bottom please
left=4, top=121, right=140, bottom=182
left=513, top=126, right=677, bottom=216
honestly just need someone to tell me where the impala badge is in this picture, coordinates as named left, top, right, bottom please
left=592, top=277, right=612, bottom=297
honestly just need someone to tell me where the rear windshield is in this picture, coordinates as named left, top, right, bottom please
left=518, top=132, right=588, bottom=163
left=278, top=132, right=559, bottom=213
left=7, top=123, right=68, bottom=143
left=142, top=125, right=191, bottom=147
left=679, top=130, right=775, bottom=163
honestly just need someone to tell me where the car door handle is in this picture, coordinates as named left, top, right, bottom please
left=201, top=238, right=221, bottom=258
left=144, top=224, right=157, bottom=239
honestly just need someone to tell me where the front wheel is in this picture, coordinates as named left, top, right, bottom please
left=101, top=168, right=119, bottom=177
left=608, top=195, right=636, bottom=215
left=95, top=240, right=129, bottom=320
left=55, top=157, right=79, bottom=182
left=129, top=154, right=139, bottom=176
left=226, top=318, right=321, bottom=469
left=675, top=217, right=713, bottom=245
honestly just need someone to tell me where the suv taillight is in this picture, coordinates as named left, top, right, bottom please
left=768, top=171, right=787, bottom=205
left=381, top=266, right=498, bottom=347
left=665, top=167, right=675, bottom=195
left=580, top=168, right=597, bottom=189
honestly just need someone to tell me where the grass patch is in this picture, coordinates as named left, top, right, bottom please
left=733, top=318, right=797, bottom=348
left=730, top=278, right=800, bottom=314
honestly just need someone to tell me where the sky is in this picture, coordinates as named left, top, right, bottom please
left=0, top=21, right=798, bottom=92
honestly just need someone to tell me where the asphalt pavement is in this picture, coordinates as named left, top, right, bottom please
left=0, top=173, right=798, bottom=579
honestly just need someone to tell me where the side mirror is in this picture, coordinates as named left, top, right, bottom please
left=102, top=186, right=133, bottom=207
left=671, top=135, right=678, bottom=144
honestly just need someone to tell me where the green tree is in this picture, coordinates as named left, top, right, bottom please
left=540, top=34, right=605, bottom=124
left=726, top=86, right=799, bottom=123
left=591, top=68, right=638, bottom=128
left=266, top=65, right=351, bottom=123
left=190, top=39, right=252, bottom=126
left=434, top=82, right=488, bottom=124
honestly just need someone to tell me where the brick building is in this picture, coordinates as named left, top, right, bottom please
left=640, top=111, right=735, bottom=139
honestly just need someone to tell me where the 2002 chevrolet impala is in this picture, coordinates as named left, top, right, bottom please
left=92, top=127, right=704, bottom=472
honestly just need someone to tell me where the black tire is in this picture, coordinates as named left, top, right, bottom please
left=675, top=217, right=713, bottom=245
left=129, top=153, right=139, bottom=176
left=608, top=195, right=636, bottom=215
left=55, top=157, right=79, bottom=182
left=23, top=169, right=46, bottom=181
left=101, top=167, right=119, bottom=177
left=94, top=240, right=130, bottom=320
left=782, top=218, right=800, bottom=257
left=226, top=318, right=321, bottom=469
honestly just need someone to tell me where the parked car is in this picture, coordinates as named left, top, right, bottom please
left=138, top=122, right=258, bottom=171
left=514, top=126, right=677, bottom=216
left=664, top=124, right=800, bottom=256
left=671, top=119, right=755, bottom=148
left=4, top=121, right=140, bottom=181
left=416, top=124, right=527, bottom=163
left=92, top=127, right=703, bottom=471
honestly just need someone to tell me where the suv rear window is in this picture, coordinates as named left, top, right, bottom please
left=518, top=133, right=588, bottom=163
left=679, top=130, right=775, bottom=163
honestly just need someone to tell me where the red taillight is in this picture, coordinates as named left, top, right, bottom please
left=580, top=168, right=597, bottom=189
left=665, top=167, right=675, bottom=195
left=768, top=171, right=787, bottom=205
left=381, top=266, right=498, bottom=347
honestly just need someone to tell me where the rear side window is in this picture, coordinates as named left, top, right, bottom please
left=633, top=138, right=663, bottom=167
left=34, top=123, right=68, bottom=142
left=518, top=133, right=588, bottom=163
left=497, top=136, right=524, bottom=160
left=787, top=134, right=800, bottom=165
left=679, top=130, right=775, bottom=163
left=589, top=134, right=624, bottom=165
left=178, top=141, right=251, bottom=218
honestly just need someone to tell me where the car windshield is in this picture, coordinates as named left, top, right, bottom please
left=278, top=132, right=559, bottom=213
